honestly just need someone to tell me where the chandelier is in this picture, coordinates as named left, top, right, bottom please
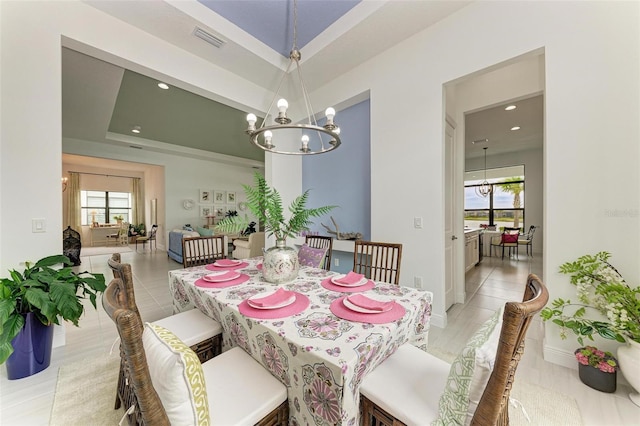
left=475, top=147, right=492, bottom=197
left=245, top=0, right=341, bottom=155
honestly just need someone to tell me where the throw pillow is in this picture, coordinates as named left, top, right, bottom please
left=197, top=226, right=214, bottom=237
left=432, top=305, right=504, bottom=426
left=142, top=323, right=210, bottom=425
left=501, top=233, right=518, bottom=244
left=298, top=243, right=328, bottom=268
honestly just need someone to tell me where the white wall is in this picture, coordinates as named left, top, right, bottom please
left=305, top=2, right=639, bottom=352
left=1, top=1, right=638, bottom=365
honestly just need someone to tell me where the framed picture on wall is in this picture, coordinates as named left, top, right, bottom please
left=226, top=205, right=237, bottom=215
left=200, top=206, right=212, bottom=217
left=214, top=206, right=225, bottom=218
left=199, top=189, right=213, bottom=204
left=214, top=190, right=226, bottom=204
left=226, top=191, right=236, bottom=204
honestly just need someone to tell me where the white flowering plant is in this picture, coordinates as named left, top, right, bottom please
left=541, top=252, right=640, bottom=345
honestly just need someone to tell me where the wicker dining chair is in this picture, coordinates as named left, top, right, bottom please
left=103, top=278, right=289, bottom=426
left=353, top=240, right=403, bottom=284
left=108, top=254, right=222, bottom=409
left=305, top=235, right=333, bottom=270
left=360, top=273, right=549, bottom=426
left=182, top=235, right=226, bottom=268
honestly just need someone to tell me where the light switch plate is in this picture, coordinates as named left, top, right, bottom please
left=32, top=218, right=46, bottom=233
left=413, top=217, right=423, bottom=229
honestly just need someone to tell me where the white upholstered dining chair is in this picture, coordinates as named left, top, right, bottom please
left=103, top=275, right=289, bottom=425
left=360, top=274, right=549, bottom=426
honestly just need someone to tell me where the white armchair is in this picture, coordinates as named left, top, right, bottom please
left=232, top=232, right=265, bottom=259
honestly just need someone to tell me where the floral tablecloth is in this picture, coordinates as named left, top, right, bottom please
left=169, top=257, right=432, bottom=426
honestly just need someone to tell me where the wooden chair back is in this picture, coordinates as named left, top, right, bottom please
left=107, top=253, right=141, bottom=323
left=182, top=235, right=226, bottom=268
left=353, top=240, right=403, bottom=285
left=103, top=278, right=170, bottom=425
left=305, top=235, right=333, bottom=270
left=471, top=273, right=549, bottom=425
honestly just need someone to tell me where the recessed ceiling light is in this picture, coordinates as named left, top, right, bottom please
left=511, top=126, right=521, bottom=131
left=132, top=125, right=141, bottom=134
left=505, top=105, right=517, bottom=111
left=158, top=82, right=169, bottom=90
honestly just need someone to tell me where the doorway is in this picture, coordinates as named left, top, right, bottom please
left=444, top=51, right=545, bottom=306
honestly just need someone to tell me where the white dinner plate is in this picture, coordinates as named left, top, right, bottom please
left=247, top=290, right=296, bottom=310
left=202, top=271, right=241, bottom=282
left=213, top=259, right=242, bottom=267
left=330, top=274, right=368, bottom=287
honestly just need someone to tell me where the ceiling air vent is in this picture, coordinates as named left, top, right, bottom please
left=193, top=27, right=226, bottom=49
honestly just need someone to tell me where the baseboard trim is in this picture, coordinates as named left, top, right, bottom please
left=431, top=312, right=446, bottom=328
left=543, top=339, right=577, bottom=370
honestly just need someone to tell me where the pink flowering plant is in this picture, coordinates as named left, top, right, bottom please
left=574, top=346, right=618, bottom=373
left=541, top=252, right=640, bottom=345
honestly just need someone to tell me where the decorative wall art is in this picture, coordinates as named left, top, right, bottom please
left=214, top=190, right=226, bottom=204
left=226, top=191, right=236, bottom=204
left=200, top=206, right=212, bottom=217
left=199, top=189, right=212, bottom=204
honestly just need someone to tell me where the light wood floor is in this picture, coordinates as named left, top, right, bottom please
left=1, top=249, right=638, bottom=425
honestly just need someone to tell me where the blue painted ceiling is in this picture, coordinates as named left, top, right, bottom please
left=198, top=0, right=360, bottom=58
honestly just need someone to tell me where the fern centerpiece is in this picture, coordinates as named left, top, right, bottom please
left=216, top=173, right=335, bottom=283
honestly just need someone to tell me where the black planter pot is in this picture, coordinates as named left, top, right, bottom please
left=578, top=363, right=617, bottom=393
left=5, top=313, right=54, bottom=380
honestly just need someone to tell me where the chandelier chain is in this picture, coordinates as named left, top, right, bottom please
left=293, top=0, right=298, bottom=50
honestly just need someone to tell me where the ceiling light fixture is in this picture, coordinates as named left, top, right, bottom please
left=132, top=125, right=141, bottom=134
left=157, top=82, right=169, bottom=90
left=511, top=126, right=521, bottom=131
left=505, top=105, right=516, bottom=111
left=245, top=0, right=341, bottom=155
left=475, top=147, right=492, bottom=198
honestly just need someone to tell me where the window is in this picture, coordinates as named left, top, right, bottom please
left=464, top=165, right=525, bottom=231
left=81, top=191, right=132, bottom=225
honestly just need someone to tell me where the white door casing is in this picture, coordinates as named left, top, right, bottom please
left=444, top=118, right=457, bottom=311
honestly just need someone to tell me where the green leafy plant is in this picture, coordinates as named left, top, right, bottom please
left=541, top=252, right=640, bottom=345
left=215, top=173, right=336, bottom=241
left=0, top=255, right=106, bottom=363
left=113, top=215, right=124, bottom=221
left=129, top=223, right=146, bottom=237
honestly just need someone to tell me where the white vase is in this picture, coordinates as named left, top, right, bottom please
left=262, top=239, right=299, bottom=284
left=617, top=339, right=640, bottom=407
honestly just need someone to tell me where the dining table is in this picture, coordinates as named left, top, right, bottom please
left=168, top=257, right=433, bottom=426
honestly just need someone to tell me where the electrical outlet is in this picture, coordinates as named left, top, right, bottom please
left=334, top=258, right=339, bottom=267
left=413, top=276, right=423, bottom=289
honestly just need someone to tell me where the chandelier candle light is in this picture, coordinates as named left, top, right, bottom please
left=245, top=0, right=341, bottom=155
left=475, top=146, right=492, bottom=197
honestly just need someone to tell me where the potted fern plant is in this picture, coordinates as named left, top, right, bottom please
left=216, top=173, right=335, bottom=283
left=0, top=255, right=106, bottom=379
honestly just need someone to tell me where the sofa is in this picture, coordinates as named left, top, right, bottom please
left=232, top=232, right=265, bottom=259
left=168, top=229, right=229, bottom=264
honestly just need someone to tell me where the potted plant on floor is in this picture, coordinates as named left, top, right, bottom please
left=574, top=346, right=618, bottom=392
left=216, top=173, right=335, bottom=283
left=541, top=252, right=640, bottom=403
left=0, top=255, right=106, bottom=379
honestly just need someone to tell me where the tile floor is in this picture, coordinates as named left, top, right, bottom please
left=0, top=249, right=638, bottom=425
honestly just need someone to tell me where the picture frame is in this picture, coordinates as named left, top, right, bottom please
left=214, top=206, right=225, bottom=218
left=214, top=190, right=226, bottom=204
left=226, top=205, right=237, bottom=214
left=200, top=206, right=212, bottom=217
left=226, top=191, right=236, bottom=204
left=199, top=189, right=213, bottom=204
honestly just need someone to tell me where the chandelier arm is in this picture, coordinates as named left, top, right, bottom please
left=250, top=124, right=341, bottom=155
left=258, top=59, right=296, bottom=131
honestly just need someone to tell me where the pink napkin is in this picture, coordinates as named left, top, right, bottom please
left=215, top=259, right=241, bottom=267
left=203, top=271, right=239, bottom=282
left=346, top=294, right=394, bottom=312
left=335, top=271, right=365, bottom=285
left=249, top=288, right=295, bottom=308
